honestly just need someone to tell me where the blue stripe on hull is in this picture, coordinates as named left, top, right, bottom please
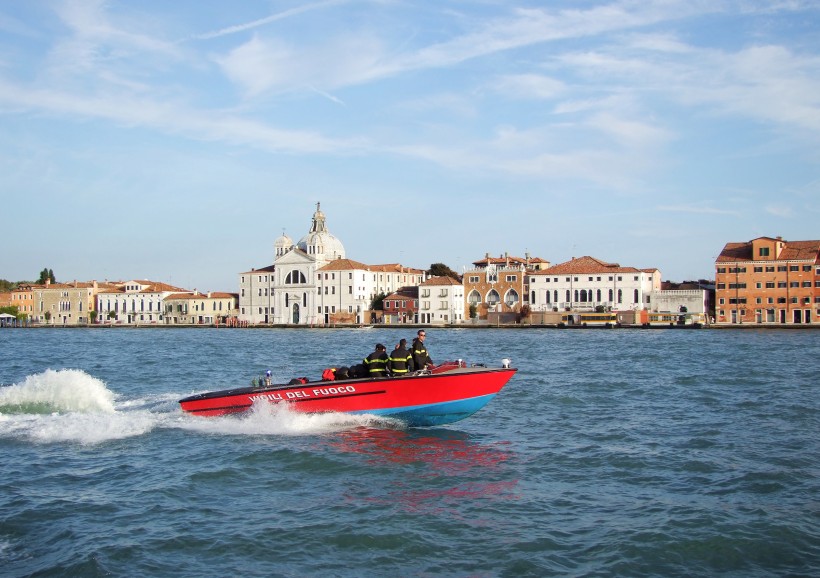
left=352, top=393, right=497, bottom=427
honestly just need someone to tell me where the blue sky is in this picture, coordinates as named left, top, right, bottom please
left=1, top=1, right=819, bottom=292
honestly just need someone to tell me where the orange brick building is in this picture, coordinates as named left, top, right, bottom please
left=715, top=236, right=820, bottom=324
left=463, top=253, right=549, bottom=321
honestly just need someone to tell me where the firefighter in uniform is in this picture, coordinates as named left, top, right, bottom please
left=364, top=343, right=390, bottom=377
left=389, top=339, right=414, bottom=376
left=410, top=330, right=433, bottom=371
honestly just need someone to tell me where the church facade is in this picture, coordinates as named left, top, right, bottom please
left=238, top=203, right=346, bottom=325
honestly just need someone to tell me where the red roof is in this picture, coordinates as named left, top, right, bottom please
left=534, top=256, right=643, bottom=275
left=420, top=275, right=461, bottom=286
left=716, top=238, right=820, bottom=263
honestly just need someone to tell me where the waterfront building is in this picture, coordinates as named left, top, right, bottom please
left=96, top=280, right=190, bottom=325
left=238, top=203, right=425, bottom=325
left=316, top=258, right=372, bottom=325
left=3, top=285, right=35, bottom=317
left=163, top=292, right=239, bottom=325
left=650, top=280, right=713, bottom=323
left=463, top=253, right=549, bottom=322
left=529, top=256, right=661, bottom=313
left=715, top=236, right=820, bottom=324
left=33, top=280, right=111, bottom=325
left=383, top=286, right=419, bottom=325
left=238, top=203, right=345, bottom=325
left=418, top=276, right=464, bottom=325
left=316, top=260, right=424, bottom=325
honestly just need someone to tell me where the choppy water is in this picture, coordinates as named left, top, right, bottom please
left=0, top=327, right=818, bottom=577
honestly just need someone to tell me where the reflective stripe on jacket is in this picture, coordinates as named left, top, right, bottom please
left=389, top=348, right=414, bottom=374
left=364, top=351, right=389, bottom=375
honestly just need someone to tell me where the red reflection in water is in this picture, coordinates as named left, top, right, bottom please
left=330, top=427, right=510, bottom=473
left=329, top=428, right=519, bottom=515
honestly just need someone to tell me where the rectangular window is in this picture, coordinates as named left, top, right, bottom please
left=753, top=267, right=763, bottom=273
left=790, top=265, right=799, bottom=272
left=803, top=265, right=812, bottom=272
left=717, top=267, right=726, bottom=274
left=506, top=275, right=517, bottom=282
left=765, top=266, right=775, bottom=273
left=717, top=283, right=726, bottom=289
left=766, top=282, right=775, bottom=289
left=759, top=247, right=770, bottom=257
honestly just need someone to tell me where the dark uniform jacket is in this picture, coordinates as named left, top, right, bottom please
left=389, top=346, right=414, bottom=375
left=363, top=350, right=390, bottom=376
left=410, top=338, right=433, bottom=370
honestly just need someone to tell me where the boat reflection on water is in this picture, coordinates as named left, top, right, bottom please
left=330, top=428, right=509, bottom=472
left=328, top=428, right=519, bottom=515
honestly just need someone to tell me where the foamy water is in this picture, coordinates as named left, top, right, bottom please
left=0, top=368, right=400, bottom=445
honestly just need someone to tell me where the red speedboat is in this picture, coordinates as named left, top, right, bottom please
left=178, top=360, right=516, bottom=427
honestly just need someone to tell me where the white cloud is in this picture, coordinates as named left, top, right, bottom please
left=214, top=32, right=388, bottom=98
left=491, top=74, right=565, bottom=99
left=765, top=204, right=794, bottom=218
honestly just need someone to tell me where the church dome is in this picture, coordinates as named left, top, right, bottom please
left=297, top=202, right=345, bottom=263
left=274, top=232, right=294, bottom=258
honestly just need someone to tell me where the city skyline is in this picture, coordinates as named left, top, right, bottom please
left=1, top=1, right=818, bottom=292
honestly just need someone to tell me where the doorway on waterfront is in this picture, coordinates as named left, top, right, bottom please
left=292, top=303, right=300, bottom=324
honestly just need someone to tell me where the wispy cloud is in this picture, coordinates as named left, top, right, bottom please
left=490, top=74, right=565, bottom=100
left=765, top=204, right=794, bottom=218
left=657, top=204, right=739, bottom=216
left=191, top=0, right=348, bottom=40
left=0, top=78, right=365, bottom=154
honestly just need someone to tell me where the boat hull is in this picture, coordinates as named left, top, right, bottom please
left=178, top=366, right=516, bottom=426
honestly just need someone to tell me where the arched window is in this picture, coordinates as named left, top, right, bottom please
left=468, top=290, right=481, bottom=305
left=634, top=289, right=639, bottom=303
left=545, top=290, right=550, bottom=304
left=554, top=290, right=558, bottom=303
left=505, top=289, right=519, bottom=307
left=574, top=289, right=579, bottom=302
left=565, top=290, right=570, bottom=302
left=580, top=290, right=587, bottom=302
left=618, top=289, right=623, bottom=304
left=486, top=289, right=500, bottom=305
left=609, top=289, right=613, bottom=302
left=285, top=271, right=307, bottom=284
